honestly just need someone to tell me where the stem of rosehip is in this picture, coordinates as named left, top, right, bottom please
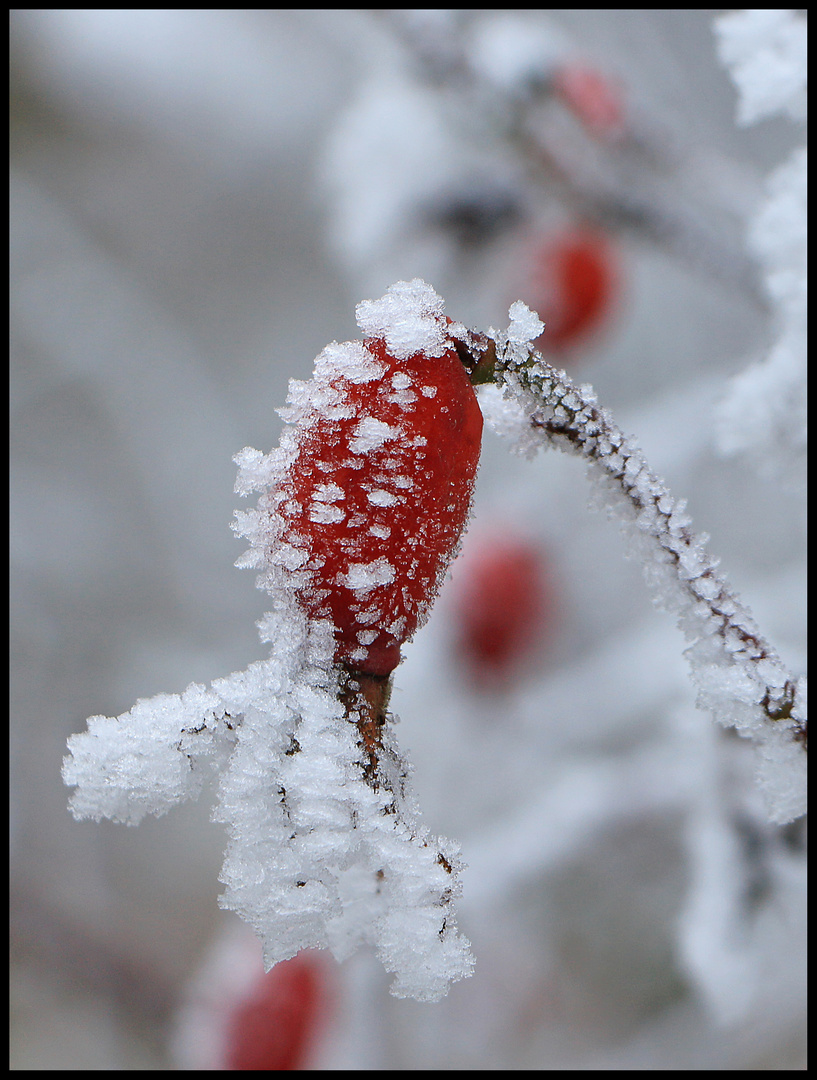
left=450, top=328, right=497, bottom=385
left=338, top=665, right=392, bottom=782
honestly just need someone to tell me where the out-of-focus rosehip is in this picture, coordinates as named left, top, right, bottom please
left=526, top=227, right=620, bottom=355
left=275, top=333, right=483, bottom=676
left=449, top=535, right=553, bottom=687
left=223, top=951, right=327, bottom=1071
left=552, top=62, right=626, bottom=140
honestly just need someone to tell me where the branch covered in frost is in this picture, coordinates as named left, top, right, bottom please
left=63, top=683, right=239, bottom=825
left=63, top=594, right=474, bottom=1002
left=458, top=302, right=806, bottom=824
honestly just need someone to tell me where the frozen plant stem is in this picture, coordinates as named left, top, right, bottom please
left=455, top=311, right=805, bottom=822
left=337, top=665, right=391, bottom=783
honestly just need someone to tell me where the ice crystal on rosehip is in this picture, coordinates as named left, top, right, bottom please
left=234, top=279, right=483, bottom=675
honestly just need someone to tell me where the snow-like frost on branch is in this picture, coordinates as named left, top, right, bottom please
left=480, top=302, right=806, bottom=824
left=714, top=9, right=807, bottom=126
left=63, top=281, right=475, bottom=1003
left=714, top=9, right=807, bottom=491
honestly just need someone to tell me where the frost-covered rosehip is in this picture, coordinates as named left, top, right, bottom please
left=277, top=338, right=482, bottom=675
left=236, top=281, right=483, bottom=677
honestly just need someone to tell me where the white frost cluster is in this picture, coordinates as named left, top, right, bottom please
left=714, top=9, right=807, bottom=126
left=355, top=278, right=450, bottom=359
left=63, top=281, right=476, bottom=1002
left=714, top=10, right=807, bottom=491
left=64, top=598, right=472, bottom=1000
left=63, top=681, right=236, bottom=825
left=506, top=299, right=545, bottom=346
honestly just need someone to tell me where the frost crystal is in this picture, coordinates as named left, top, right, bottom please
left=355, top=278, right=450, bottom=358
left=714, top=9, right=807, bottom=125
left=506, top=299, right=545, bottom=345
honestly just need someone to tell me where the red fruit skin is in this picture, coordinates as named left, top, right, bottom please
left=278, top=337, right=483, bottom=676
left=223, top=952, right=325, bottom=1071
left=530, top=228, right=619, bottom=354
left=451, top=537, right=551, bottom=687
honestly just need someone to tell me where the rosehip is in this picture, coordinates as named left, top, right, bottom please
left=449, top=535, right=552, bottom=686
left=552, top=62, right=626, bottom=140
left=275, top=334, right=483, bottom=676
left=223, top=951, right=326, bottom=1071
left=526, top=227, right=619, bottom=354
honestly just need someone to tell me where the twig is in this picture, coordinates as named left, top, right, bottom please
left=453, top=324, right=806, bottom=753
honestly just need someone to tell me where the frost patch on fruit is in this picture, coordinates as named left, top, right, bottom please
left=366, top=488, right=399, bottom=507
left=348, top=416, right=400, bottom=453
left=340, top=559, right=397, bottom=593
left=355, top=278, right=449, bottom=358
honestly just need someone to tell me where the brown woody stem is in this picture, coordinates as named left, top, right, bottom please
left=338, top=665, right=393, bottom=781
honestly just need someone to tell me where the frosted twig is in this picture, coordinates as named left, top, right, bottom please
left=453, top=313, right=806, bottom=824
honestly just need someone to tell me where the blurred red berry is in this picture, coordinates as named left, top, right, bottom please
left=527, top=227, right=619, bottom=355
left=277, top=334, right=483, bottom=676
left=450, top=536, right=552, bottom=687
left=552, top=62, right=626, bottom=139
left=223, top=951, right=326, bottom=1071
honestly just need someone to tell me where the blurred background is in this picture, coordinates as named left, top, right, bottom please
left=10, top=10, right=806, bottom=1069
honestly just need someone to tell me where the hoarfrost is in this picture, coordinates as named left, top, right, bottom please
left=63, top=280, right=475, bottom=1002
left=714, top=9, right=807, bottom=125
left=714, top=11, right=807, bottom=492
left=366, top=488, right=399, bottom=507
left=64, top=588, right=474, bottom=1001
left=348, top=416, right=399, bottom=454
left=506, top=299, right=545, bottom=346
left=340, top=558, right=396, bottom=593
left=355, top=278, right=450, bottom=358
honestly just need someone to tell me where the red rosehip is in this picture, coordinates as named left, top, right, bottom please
left=552, top=62, right=626, bottom=140
left=449, top=535, right=552, bottom=687
left=527, top=227, right=619, bottom=354
left=223, top=951, right=326, bottom=1072
left=276, top=335, right=483, bottom=676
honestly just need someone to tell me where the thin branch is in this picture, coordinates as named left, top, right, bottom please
left=453, top=325, right=806, bottom=753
